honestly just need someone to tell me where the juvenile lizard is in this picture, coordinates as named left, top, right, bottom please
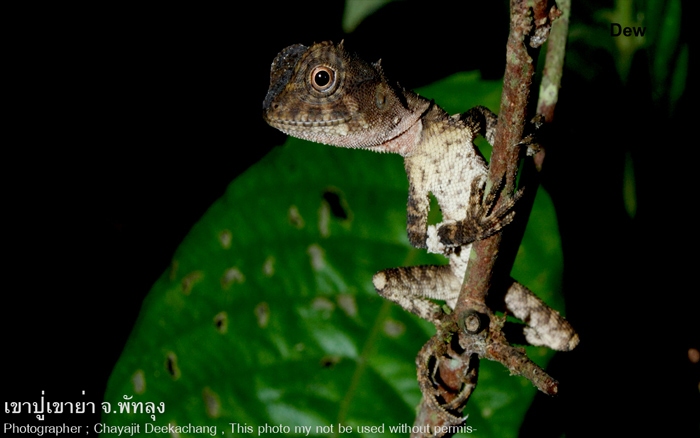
left=263, top=41, right=578, bottom=352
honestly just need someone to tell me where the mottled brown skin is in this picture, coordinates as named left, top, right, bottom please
left=263, top=41, right=578, bottom=352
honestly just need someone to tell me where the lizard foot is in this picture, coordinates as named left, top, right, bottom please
left=437, top=177, right=523, bottom=247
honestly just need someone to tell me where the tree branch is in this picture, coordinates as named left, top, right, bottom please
left=457, top=0, right=555, bottom=312
left=412, top=1, right=570, bottom=436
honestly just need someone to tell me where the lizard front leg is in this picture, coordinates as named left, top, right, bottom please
left=438, top=177, right=522, bottom=247
left=460, top=105, right=498, bottom=146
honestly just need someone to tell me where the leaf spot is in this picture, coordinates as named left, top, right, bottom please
left=221, top=267, right=245, bottom=290
left=181, top=271, right=203, bottom=295
left=218, top=229, right=232, bottom=249
left=307, top=244, right=325, bottom=271
left=202, top=387, right=221, bottom=418
left=312, top=296, right=335, bottom=313
left=337, top=294, right=357, bottom=318
left=255, top=302, right=270, bottom=328
left=131, top=370, right=146, bottom=394
left=318, top=202, right=330, bottom=238
left=262, top=256, right=275, bottom=277
left=165, top=422, right=180, bottom=438
left=383, top=319, right=406, bottom=338
left=288, top=205, right=305, bottom=229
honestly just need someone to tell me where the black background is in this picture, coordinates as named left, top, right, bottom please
left=4, top=2, right=697, bottom=436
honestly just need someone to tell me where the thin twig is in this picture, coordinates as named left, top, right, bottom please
left=535, top=0, right=570, bottom=169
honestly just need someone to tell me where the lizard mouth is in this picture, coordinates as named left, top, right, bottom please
left=264, top=115, right=352, bottom=128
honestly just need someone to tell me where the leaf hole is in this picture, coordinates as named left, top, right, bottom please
left=214, top=311, right=228, bottom=334
left=165, top=352, right=181, bottom=380
left=322, top=189, right=349, bottom=219
left=320, top=355, right=340, bottom=368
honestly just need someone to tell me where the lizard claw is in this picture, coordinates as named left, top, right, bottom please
left=438, top=177, right=522, bottom=247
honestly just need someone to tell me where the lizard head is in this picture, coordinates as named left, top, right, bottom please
left=263, top=41, right=430, bottom=151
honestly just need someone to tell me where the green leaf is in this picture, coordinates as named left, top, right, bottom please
left=102, top=73, right=563, bottom=438
left=342, top=0, right=392, bottom=33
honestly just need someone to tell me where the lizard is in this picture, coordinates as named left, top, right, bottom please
left=262, top=41, right=578, bottom=353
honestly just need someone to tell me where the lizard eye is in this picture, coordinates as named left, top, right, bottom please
left=309, top=66, right=336, bottom=92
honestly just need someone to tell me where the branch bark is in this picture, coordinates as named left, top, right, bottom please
left=457, top=0, right=555, bottom=313
left=412, top=1, right=570, bottom=436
